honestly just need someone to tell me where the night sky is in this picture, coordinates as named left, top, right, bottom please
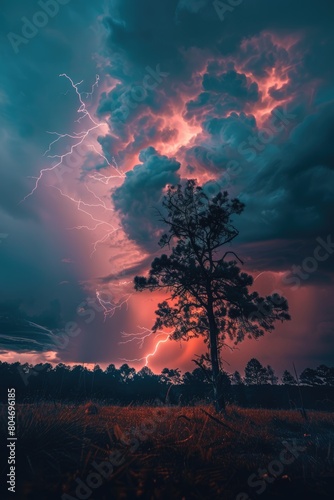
left=1, top=0, right=333, bottom=376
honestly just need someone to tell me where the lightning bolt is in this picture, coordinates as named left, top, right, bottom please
left=95, top=291, right=132, bottom=321
left=21, top=73, right=125, bottom=256
left=21, top=74, right=105, bottom=202
left=20, top=71, right=123, bottom=205
left=88, top=147, right=125, bottom=184
left=50, top=186, right=118, bottom=257
left=82, top=74, right=100, bottom=99
left=119, top=327, right=173, bottom=366
left=253, top=271, right=285, bottom=282
left=253, top=272, right=268, bottom=282
left=19, top=73, right=172, bottom=366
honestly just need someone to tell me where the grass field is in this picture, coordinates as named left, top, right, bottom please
left=1, top=403, right=334, bottom=499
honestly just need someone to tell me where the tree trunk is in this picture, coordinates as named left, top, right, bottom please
left=207, top=305, right=225, bottom=413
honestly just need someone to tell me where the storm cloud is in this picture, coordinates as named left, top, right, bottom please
left=1, top=0, right=334, bottom=372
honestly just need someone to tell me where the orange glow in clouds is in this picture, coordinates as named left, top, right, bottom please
left=236, top=33, right=302, bottom=125
left=157, top=116, right=201, bottom=157
left=20, top=32, right=309, bottom=373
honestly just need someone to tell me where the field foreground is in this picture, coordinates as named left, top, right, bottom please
left=1, top=403, right=334, bottom=499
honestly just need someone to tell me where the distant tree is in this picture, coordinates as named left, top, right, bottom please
left=119, top=363, right=136, bottom=383
left=231, top=370, right=244, bottom=385
left=244, top=358, right=269, bottom=385
left=134, top=180, right=290, bottom=412
left=266, top=365, right=278, bottom=385
left=161, top=367, right=181, bottom=384
left=137, top=366, right=155, bottom=378
left=33, top=362, right=52, bottom=373
left=182, top=371, right=193, bottom=387
left=93, top=364, right=103, bottom=375
left=90, top=365, right=104, bottom=394
left=54, top=363, right=70, bottom=373
left=105, top=363, right=117, bottom=375
left=134, top=366, right=163, bottom=402
left=182, top=368, right=212, bottom=404
left=71, top=365, right=85, bottom=373
left=315, top=365, right=334, bottom=386
left=281, top=370, right=297, bottom=385
left=105, top=363, right=119, bottom=381
left=182, top=367, right=213, bottom=390
left=300, top=367, right=324, bottom=386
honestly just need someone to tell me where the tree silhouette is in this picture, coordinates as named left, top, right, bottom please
left=266, top=365, right=278, bottom=385
left=315, top=365, right=334, bottom=386
left=1, top=360, right=334, bottom=408
left=119, top=363, right=136, bottom=383
left=231, top=370, right=244, bottom=385
left=244, top=358, right=269, bottom=385
left=161, top=367, right=181, bottom=385
left=300, top=367, right=324, bottom=386
left=134, top=180, right=290, bottom=411
left=281, top=370, right=297, bottom=385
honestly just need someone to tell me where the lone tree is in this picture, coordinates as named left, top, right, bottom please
left=134, top=180, right=290, bottom=412
left=281, top=369, right=297, bottom=386
left=244, top=358, right=270, bottom=385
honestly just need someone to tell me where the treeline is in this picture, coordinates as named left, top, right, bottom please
left=1, top=358, right=334, bottom=409
left=232, top=358, right=334, bottom=386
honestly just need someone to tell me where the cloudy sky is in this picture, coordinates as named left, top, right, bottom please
left=0, top=0, right=333, bottom=375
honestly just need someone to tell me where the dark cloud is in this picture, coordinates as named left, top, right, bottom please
left=1, top=0, right=334, bottom=371
left=99, top=254, right=155, bottom=284
left=99, top=0, right=334, bottom=307
left=237, top=238, right=334, bottom=285
left=0, top=300, right=62, bottom=353
left=236, top=101, right=334, bottom=250
left=0, top=0, right=109, bottom=359
left=112, top=147, right=181, bottom=250
left=203, top=70, right=259, bottom=102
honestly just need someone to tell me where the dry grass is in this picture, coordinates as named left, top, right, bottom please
left=0, top=403, right=333, bottom=499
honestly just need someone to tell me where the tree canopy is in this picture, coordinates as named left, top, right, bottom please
left=135, top=180, right=290, bottom=411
